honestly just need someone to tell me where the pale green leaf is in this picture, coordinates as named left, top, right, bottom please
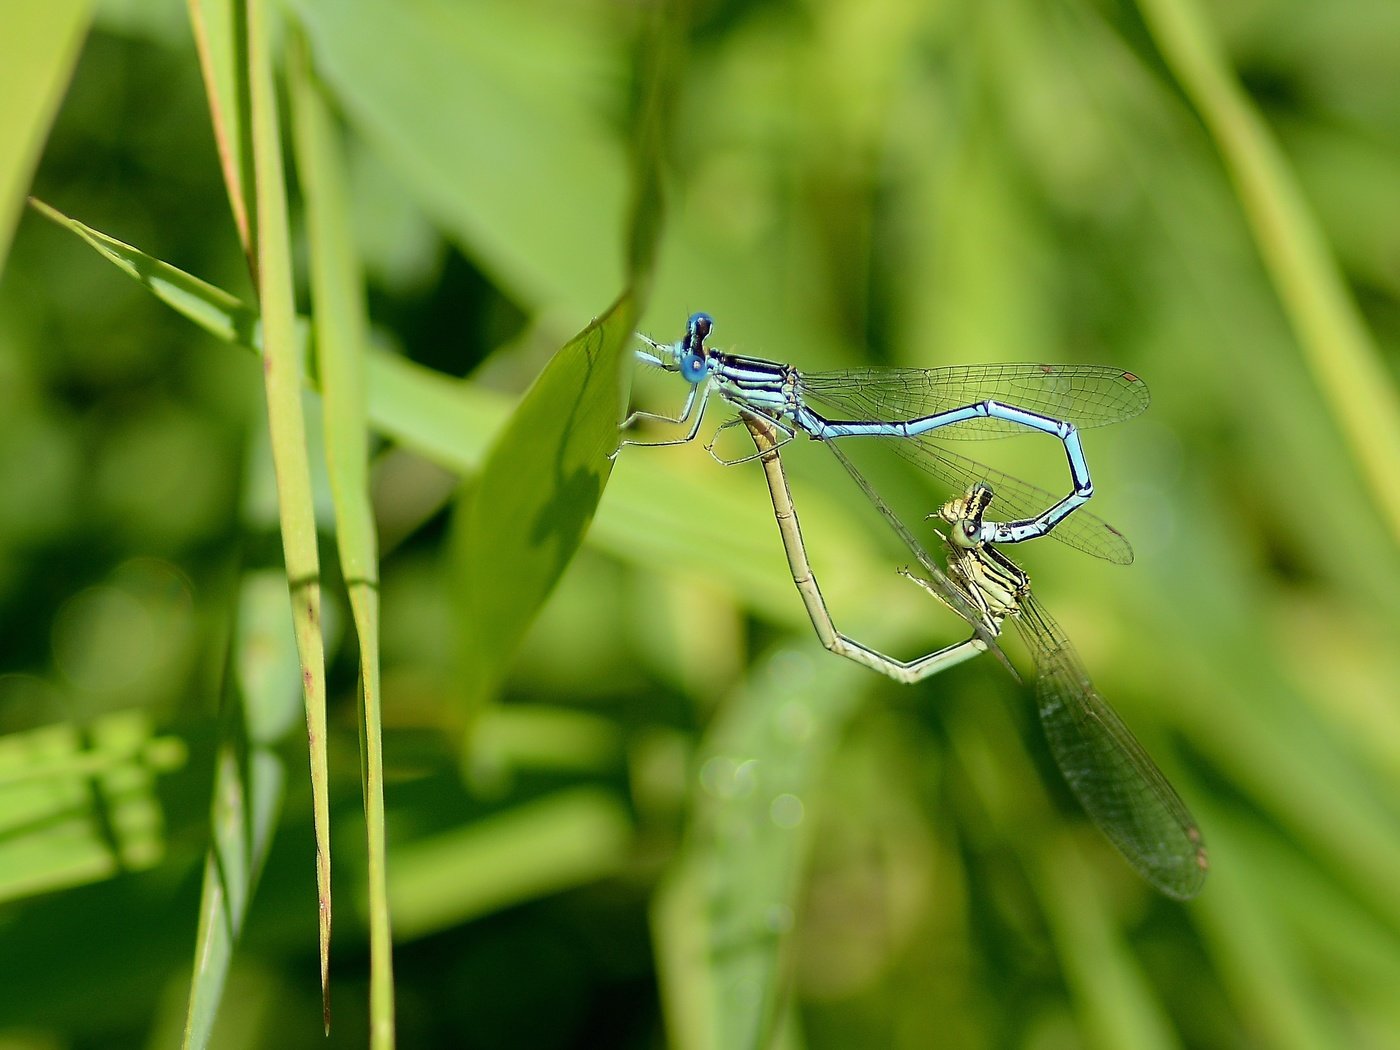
left=0, top=0, right=90, bottom=279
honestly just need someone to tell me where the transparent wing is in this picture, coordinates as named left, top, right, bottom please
left=1012, top=596, right=1207, bottom=900
left=823, top=439, right=1014, bottom=671
left=883, top=437, right=1134, bottom=565
left=798, top=364, right=1150, bottom=438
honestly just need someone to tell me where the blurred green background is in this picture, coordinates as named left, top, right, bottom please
left=2, top=0, right=1399, bottom=1047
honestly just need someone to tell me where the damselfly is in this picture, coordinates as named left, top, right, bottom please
left=902, top=482, right=1208, bottom=899
left=624, top=313, right=1149, bottom=564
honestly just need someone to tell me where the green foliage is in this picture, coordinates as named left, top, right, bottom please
left=2, top=0, right=1400, bottom=1048
left=0, top=0, right=89, bottom=278
left=182, top=570, right=302, bottom=1050
left=453, top=297, right=636, bottom=714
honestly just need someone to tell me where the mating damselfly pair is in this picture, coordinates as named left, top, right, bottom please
left=617, top=312, right=1207, bottom=900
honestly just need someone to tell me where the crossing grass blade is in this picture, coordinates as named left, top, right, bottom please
left=26, top=199, right=828, bottom=622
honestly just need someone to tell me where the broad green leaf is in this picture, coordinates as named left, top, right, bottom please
left=287, top=0, right=836, bottom=364
left=0, top=0, right=90, bottom=279
left=290, top=0, right=626, bottom=318
left=453, top=297, right=635, bottom=712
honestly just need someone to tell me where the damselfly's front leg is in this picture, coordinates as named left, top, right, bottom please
left=614, top=379, right=713, bottom=458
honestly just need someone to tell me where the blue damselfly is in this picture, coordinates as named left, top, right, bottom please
left=625, top=313, right=1149, bottom=564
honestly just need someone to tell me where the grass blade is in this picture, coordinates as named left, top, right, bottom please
left=26, top=197, right=263, bottom=342
left=181, top=571, right=302, bottom=1050
left=246, top=0, right=333, bottom=1026
left=1136, top=0, right=1400, bottom=545
left=655, top=650, right=871, bottom=1049
left=287, top=27, right=395, bottom=1046
left=1035, top=847, right=1181, bottom=1050
left=187, top=0, right=257, bottom=271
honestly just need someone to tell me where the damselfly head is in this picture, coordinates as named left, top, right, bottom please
left=675, top=311, right=715, bottom=385
left=934, top=483, right=995, bottom=549
left=684, top=312, right=714, bottom=351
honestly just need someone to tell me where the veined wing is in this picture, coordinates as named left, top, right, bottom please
left=798, top=364, right=1150, bottom=438
left=1013, top=595, right=1207, bottom=900
left=823, top=438, right=1013, bottom=670
left=885, top=437, right=1135, bottom=565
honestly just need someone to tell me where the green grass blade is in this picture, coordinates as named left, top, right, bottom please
left=182, top=571, right=302, bottom=1050
left=187, top=0, right=257, bottom=268
left=0, top=0, right=89, bottom=280
left=287, top=27, right=395, bottom=1046
left=385, top=788, right=633, bottom=942
left=1035, top=848, right=1181, bottom=1050
left=246, top=0, right=333, bottom=1025
left=1136, top=0, right=1400, bottom=545
left=27, top=197, right=264, bottom=343
left=655, top=650, right=871, bottom=1050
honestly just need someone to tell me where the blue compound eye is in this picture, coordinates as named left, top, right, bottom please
left=679, top=351, right=708, bottom=385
